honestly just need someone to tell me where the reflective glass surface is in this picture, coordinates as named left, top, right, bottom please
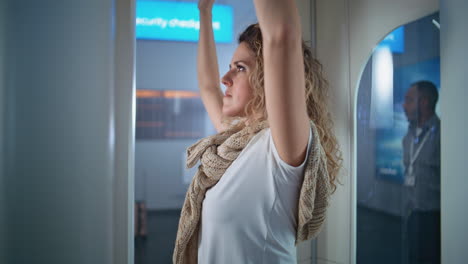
left=356, top=12, right=440, bottom=264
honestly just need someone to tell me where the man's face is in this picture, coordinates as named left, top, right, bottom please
left=403, top=86, right=419, bottom=122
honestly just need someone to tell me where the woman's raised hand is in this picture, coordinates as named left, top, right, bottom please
left=198, top=0, right=215, bottom=11
left=197, top=0, right=225, bottom=132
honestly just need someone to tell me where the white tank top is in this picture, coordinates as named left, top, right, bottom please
left=198, top=127, right=313, bottom=264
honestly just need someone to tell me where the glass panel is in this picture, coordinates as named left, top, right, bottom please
left=356, top=12, right=440, bottom=264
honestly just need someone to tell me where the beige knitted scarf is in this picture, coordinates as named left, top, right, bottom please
left=173, top=120, right=331, bottom=264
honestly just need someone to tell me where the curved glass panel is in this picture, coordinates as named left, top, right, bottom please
left=356, top=12, right=440, bottom=264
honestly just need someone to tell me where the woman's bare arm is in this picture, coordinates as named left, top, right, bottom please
left=253, top=0, right=310, bottom=166
left=198, top=0, right=225, bottom=133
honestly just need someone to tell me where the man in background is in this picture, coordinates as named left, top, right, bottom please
left=402, top=80, right=440, bottom=264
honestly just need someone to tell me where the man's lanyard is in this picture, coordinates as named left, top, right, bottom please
left=408, top=127, right=433, bottom=173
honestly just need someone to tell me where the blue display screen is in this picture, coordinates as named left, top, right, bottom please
left=136, top=1, right=234, bottom=43
left=377, top=26, right=405, bottom=53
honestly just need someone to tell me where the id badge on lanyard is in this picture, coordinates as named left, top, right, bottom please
left=405, top=128, right=432, bottom=186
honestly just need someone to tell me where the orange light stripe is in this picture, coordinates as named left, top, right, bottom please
left=136, top=89, right=199, bottom=98
left=136, top=90, right=162, bottom=98
left=163, top=90, right=199, bottom=98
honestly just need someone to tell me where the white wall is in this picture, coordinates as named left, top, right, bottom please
left=113, top=0, right=136, bottom=263
left=440, top=0, right=468, bottom=263
left=314, top=0, right=438, bottom=263
left=1, top=0, right=135, bottom=263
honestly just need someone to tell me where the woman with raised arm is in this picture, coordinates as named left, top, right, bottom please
left=173, top=0, right=342, bottom=263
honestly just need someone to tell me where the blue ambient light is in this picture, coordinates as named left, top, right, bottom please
left=377, top=26, right=405, bottom=53
left=136, top=1, right=234, bottom=43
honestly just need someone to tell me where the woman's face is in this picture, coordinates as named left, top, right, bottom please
left=221, top=42, right=256, bottom=117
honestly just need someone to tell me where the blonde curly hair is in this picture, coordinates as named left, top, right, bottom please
left=222, top=23, right=342, bottom=192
